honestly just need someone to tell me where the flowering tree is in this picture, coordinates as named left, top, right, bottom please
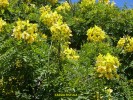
left=0, top=0, right=133, bottom=99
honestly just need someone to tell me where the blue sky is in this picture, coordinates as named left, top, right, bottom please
left=71, top=0, right=133, bottom=8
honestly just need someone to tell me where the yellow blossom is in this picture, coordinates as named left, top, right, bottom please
left=14, top=32, right=22, bottom=40
left=95, top=53, right=120, bottom=80
left=42, top=34, right=47, bottom=39
left=106, top=88, right=113, bottom=94
left=56, top=1, right=71, bottom=13
left=40, top=10, right=63, bottom=27
left=27, top=33, right=37, bottom=44
left=80, top=0, right=95, bottom=7
left=117, top=35, right=133, bottom=52
left=0, top=18, right=6, bottom=32
left=110, top=1, right=116, bottom=6
left=50, top=22, right=72, bottom=42
left=15, top=59, right=22, bottom=68
left=22, top=31, right=30, bottom=40
left=98, top=0, right=110, bottom=4
left=87, top=25, right=106, bottom=42
left=117, top=37, right=125, bottom=47
left=12, top=20, right=38, bottom=44
left=39, top=5, right=51, bottom=14
left=63, top=47, right=79, bottom=60
left=105, top=87, right=113, bottom=100
left=0, top=0, right=9, bottom=8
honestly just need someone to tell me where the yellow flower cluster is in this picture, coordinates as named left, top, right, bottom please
left=98, top=0, right=110, bottom=4
left=106, top=88, right=113, bottom=94
left=40, top=5, right=51, bottom=14
left=40, top=6, right=63, bottom=27
left=47, top=0, right=58, bottom=5
left=12, top=20, right=38, bottom=44
left=40, top=5, right=72, bottom=42
left=56, top=1, right=71, bottom=13
left=15, top=59, right=22, bottom=68
left=0, top=0, right=9, bottom=8
left=117, top=37, right=126, bottom=47
left=87, top=25, right=105, bottom=42
left=41, top=34, right=47, bottom=39
left=80, top=0, right=95, bottom=7
left=95, top=53, right=120, bottom=80
left=105, top=87, right=113, bottom=100
left=50, top=22, right=72, bottom=41
left=117, top=36, right=133, bottom=52
left=63, top=47, right=79, bottom=60
left=110, top=1, right=115, bottom=7
left=40, top=5, right=73, bottom=60
left=0, top=18, right=6, bottom=32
